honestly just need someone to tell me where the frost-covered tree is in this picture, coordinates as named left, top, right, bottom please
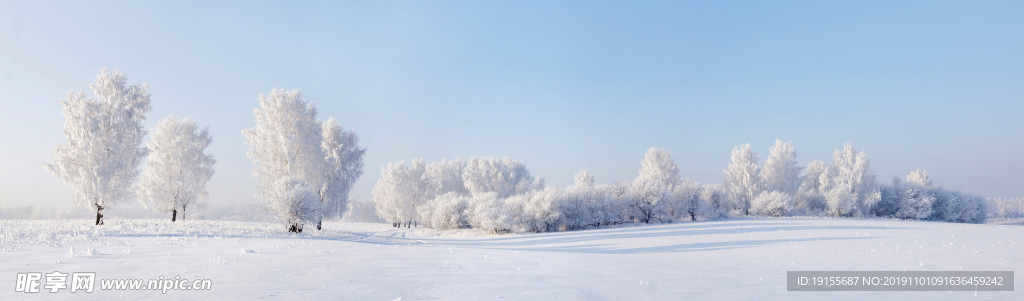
left=723, top=144, right=761, bottom=215
left=244, top=89, right=368, bottom=232
left=906, top=169, right=931, bottom=188
left=44, top=68, right=152, bottom=225
left=137, top=115, right=216, bottom=221
left=822, top=143, right=879, bottom=217
left=462, top=157, right=538, bottom=198
left=574, top=169, right=595, bottom=188
left=372, top=159, right=427, bottom=227
left=795, top=160, right=829, bottom=214
left=318, top=118, right=366, bottom=224
left=760, top=139, right=802, bottom=196
left=423, top=158, right=468, bottom=200
left=636, top=147, right=681, bottom=187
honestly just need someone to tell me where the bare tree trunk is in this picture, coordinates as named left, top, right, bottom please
left=172, top=209, right=178, bottom=222
left=95, top=204, right=104, bottom=225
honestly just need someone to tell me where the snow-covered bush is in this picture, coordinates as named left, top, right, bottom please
left=751, top=190, right=794, bottom=217
left=930, top=189, right=988, bottom=224
left=825, top=184, right=856, bottom=217
left=265, top=178, right=319, bottom=232
left=44, top=68, right=152, bottom=225
left=418, top=192, right=469, bottom=230
left=137, top=115, right=216, bottom=221
left=467, top=192, right=510, bottom=233
left=990, top=197, right=1024, bottom=218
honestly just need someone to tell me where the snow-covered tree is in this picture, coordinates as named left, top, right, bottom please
left=574, top=169, right=595, bottom=188
left=723, top=144, right=761, bottom=215
left=906, top=169, right=931, bottom=188
left=372, top=159, right=427, bottom=227
left=795, top=160, right=829, bottom=214
left=822, top=143, right=879, bottom=217
left=636, top=147, right=681, bottom=187
left=244, top=89, right=367, bottom=232
left=423, top=158, right=468, bottom=200
left=137, top=115, right=216, bottom=221
left=318, top=118, right=366, bottom=223
left=462, top=157, right=538, bottom=198
left=760, top=139, right=802, bottom=196
left=44, top=68, right=152, bottom=225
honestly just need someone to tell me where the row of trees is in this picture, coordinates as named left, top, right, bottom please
left=242, top=89, right=366, bottom=232
left=45, top=69, right=216, bottom=225
left=722, top=140, right=987, bottom=223
left=375, top=140, right=990, bottom=234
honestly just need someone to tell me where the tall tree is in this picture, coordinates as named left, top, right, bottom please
left=137, top=115, right=216, bottom=221
left=760, top=139, right=803, bottom=196
left=723, top=144, right=761, bottom=215
left=822, top=143, right=880, bottom=217
left=44, top=68, right=152, bottom=225
left=318, top=118, right=366, bottom=228
left=243, top=89, right=324, bottom=232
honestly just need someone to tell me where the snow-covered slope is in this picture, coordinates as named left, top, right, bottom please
left=0, top=218, right=1019, bottom=300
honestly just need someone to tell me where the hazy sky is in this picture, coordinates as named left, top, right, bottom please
left=2, top=0, right=1022, bottom=211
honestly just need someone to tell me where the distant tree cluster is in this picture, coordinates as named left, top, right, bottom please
left=375, top=149, right=726, bottom=233
left=721, top=140, right=988, bottom=223
left=379, top=140, right=991, bottom=234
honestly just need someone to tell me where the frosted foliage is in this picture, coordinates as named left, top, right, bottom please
left=372, top=160, right=427, bottom=223
left=137, top=115, right=216, bottom=219
left=320, top=118, right=366, bottom=219
left=424, top=158, right=468, bottom=200
left=990, top=197, right=1024, bottom=218
left=418, top=192, right=469, bottom=230
left=723, top=144, right=761, bottom=215
left=751, top=190, right=794, bottom=217
left=824, top=143, right=880, bottom=217
left=44, top=68, right=152, bottom=220
left=635, top=148, right=681, bottom=187
left=795, top=160, right=829, bottom=215
left=760, top=139, right=802, bottom=196
left=265, top=178, right=319, bottom=228
left=906, top=169, right=932, bottom=188
left=825, top=184, right=855, bottom=217
left=894, top=186, right=934, bottom=220
left=243, top=89, right=365, bottom=229
left=463, top=157, right=537, bottom=198
left=574, top=170, right=595, bottom=188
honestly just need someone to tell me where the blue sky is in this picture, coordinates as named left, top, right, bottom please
left=1, top=0, right=1022, bottom=209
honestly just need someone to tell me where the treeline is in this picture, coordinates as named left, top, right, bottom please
left=374, top=140, right=991, bottom=234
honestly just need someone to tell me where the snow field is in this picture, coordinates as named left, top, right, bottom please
left=0, top=218, right=1020, bottom=300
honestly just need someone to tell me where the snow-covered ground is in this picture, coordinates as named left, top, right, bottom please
left=0, top=218, right=1019, bottom=300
